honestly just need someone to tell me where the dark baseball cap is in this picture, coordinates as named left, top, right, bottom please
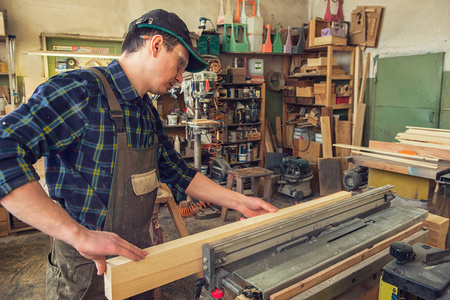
left=128, top=9, right=209, bottom=73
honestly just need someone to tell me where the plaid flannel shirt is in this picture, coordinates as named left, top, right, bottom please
left=0, top=60, right=196, bottom=230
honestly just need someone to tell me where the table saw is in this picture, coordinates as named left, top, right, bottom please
left=104, top=186, right=431, bottom=300
left=199, top=185, right=429, bottom=299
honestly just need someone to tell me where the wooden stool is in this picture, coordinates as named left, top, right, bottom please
left=156, top=186, right=189, bottom=238
left=221, top=167, right=274, bottom=222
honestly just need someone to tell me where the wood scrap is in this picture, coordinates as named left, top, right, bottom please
left=351, top=150, right=438, bottom=169
left=395, top=126, right=450, bottom=150
left=368, top=140, right=450, bottom=162
left=318, top=158, right=342, bottom=195
left=321, top=116, right=333, bottom=158
left=352, top=102, right=366, bottom=146
left=424, top=213, right=449, bottom=250
left=334, top=144, right=440, bottom=162
left=265, top=119, right=278, bottom=153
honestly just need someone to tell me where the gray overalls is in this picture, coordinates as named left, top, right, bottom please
left=46, top=68, right=159, bottom=299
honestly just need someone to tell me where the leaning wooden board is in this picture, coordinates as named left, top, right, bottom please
left=104, top=191, right=352, bottom=299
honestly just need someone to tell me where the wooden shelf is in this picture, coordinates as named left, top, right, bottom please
left=220, top=97, right=262, bottom=101
left=226, top=122, right=262, bottom=127
left=222, top=82, right=263, bottom=87
left=222, top=139, right=261, bottom=145
left=230, top=159, right=262, bottom=166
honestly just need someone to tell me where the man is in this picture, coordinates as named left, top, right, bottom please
left=0, top=9, right=277, bottom=299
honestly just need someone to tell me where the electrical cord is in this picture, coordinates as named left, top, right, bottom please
left=291, top=126, right=311, bottom=152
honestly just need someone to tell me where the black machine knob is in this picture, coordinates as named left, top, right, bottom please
left=390, top=241, right=415, bottom=264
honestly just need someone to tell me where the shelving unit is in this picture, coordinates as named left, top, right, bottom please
left=219, top=82, right=266, bottom=167
left=282, top=45, right=355, bottom=155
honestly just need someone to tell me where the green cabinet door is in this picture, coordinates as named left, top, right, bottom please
left=371, top=53, right=444, bottom=142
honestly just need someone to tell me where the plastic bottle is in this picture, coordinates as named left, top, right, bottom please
left=250, top=100, right=258, bottom=122
left=244, top=105, right=251, bottom=123
left=247, top=0, right=263, bottom=52
left=217, top=0, right=225, bottom=25
left=174, top=135, right=181, bottom=153
left=236, top=125, right=244, bottom=140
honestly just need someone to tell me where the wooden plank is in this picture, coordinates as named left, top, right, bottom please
left=318, top=158, right=342, bottom=196
left=369, top=140, right=450, bottom=161
left=270, top=222, right=425, bottom=300
left=398, top=140, right=450, bottom=151
left=321, top=116, right=333, bottom=158
left=351, top=150, right=438, bottom=169
left=275, top=116, right=282, bottom=148
left=406, top=126, right=450, bottom=133
left=359, top=53, right=370, bottom=104
left=424, top=213, right=449, bottom=249
left=335, top=120, right=352, bottom=157
left=396, top=132, right=450, bottom=145
left=104, top=191, right=352, bottom=299
left=351, top=155, right=444, bottom=180
left=405, top=128, right=450, bottom=139
left=293, top=139, right=322, bottom=165
left=352, top=102, right=366, bottom=146
left=334, top=144, right=439, bottom=162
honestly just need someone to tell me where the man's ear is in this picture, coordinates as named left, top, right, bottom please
left=150, top=35, right=164, bottom=58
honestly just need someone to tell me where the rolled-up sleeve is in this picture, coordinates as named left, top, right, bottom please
left=0, top=76, right=90, bottom=198
left=150, top=104, right=197, bottom=192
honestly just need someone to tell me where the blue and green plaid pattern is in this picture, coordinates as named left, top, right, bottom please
left=0, top=60, right=197, bottom=230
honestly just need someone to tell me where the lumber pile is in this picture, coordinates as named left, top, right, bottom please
left=396, top=126, right=450, bottom=150
left=333, top=144, right=440, bottom=169
left=424, top=213, right=449, bottom=249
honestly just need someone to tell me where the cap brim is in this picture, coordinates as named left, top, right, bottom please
left=137, top=24, right=209, bottom=73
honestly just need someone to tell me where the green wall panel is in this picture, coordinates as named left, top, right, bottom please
left=265, top=89, right=283, bottom=135
left=371, top=53, right=444, bottom=142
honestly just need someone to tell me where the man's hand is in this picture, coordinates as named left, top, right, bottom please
left=75, top=230, right=148, bottom=275
left=237, top=196, right=278, bottom=218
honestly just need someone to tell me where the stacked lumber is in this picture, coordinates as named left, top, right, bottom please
left=396, top=126, right=450, bottom=150
left=333, top=144, right=440, bottom=169
left=424, top=213, right=449, bottom=249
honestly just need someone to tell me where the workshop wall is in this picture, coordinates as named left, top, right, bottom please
left=1, top=0, right=449, bottom=139
left=1, top=0, right=307, bottom=83
left=313, top=0, right=450, bottom=141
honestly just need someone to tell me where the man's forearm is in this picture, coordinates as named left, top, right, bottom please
left=185, top=172, right=245, bottom=209
left=0, top=180, right=87, bottom=247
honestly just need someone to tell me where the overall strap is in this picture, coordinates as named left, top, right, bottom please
left=89, top=67, right=125, bottom=134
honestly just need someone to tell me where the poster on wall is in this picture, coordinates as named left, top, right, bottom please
left=52, top=45, right=114, bottom=74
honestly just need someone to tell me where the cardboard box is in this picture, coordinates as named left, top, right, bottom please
left=307, top=57, right=337, bottom=67
left=314, top=83, right=335, bottom=95
left=231, top=75, right=246, bottom=83
left=315, top=93, right=336, bottom=105
left=228, top=68, right=246, bottom=76
left=296, top=86, right=314, bottom=97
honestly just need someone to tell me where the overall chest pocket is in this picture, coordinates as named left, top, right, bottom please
left=131, top=169, right=160, bottom=196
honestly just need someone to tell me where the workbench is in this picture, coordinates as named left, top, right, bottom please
left=350, top=140, right=450, bottom=200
